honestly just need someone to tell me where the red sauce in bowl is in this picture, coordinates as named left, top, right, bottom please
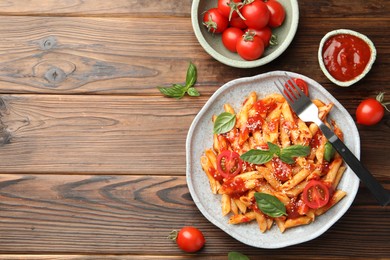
left=322, top=34, right=371, bottom=82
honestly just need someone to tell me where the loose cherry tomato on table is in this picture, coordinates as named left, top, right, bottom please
left=222, top=27, right=243, bottom=52
left=265, top=0, right=286, bottom=28
left=203, top=8, right=229, bottom=34
left=356, top=92, right=389, bottom=126
left=169, top=226, right=205, bottom=253
left=236, top=31, right=265, bottom=61
left=217, top=150, right=243, bottom=178
left=241, top=0, right=270, bottom=30
left=302, top=180, right=331, bottom=209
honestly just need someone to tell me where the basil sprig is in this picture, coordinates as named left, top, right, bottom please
left=254, top=192, right=287, bottom=218
left=240, top=142, right=310, bottom=165
left=213, top=112, right=236, bottom=134
left=228, top=251, right=250, bottom=260
left=157, top=62, right=200, bottom=99
left=324, top=141, right=335, bottom=162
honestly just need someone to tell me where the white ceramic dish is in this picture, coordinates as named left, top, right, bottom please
left=186, top=71, right=360, bottom=248
left=191, top=0, right=299, bottom=68
left=318, top=29, right=376, bottom=87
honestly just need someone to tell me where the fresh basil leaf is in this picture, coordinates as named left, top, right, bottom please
left=157, top=84, right=186, bottom=99
left=279, top=145, right=310, bottom=164
left=228, top=251, right=250, bottom=260
left=213, top=112, right=236, bottom=134
left=254, top=192, right=287, bottom=218
left=187, top=87, right=200, bottom=97
left=240, top=149, right=274, bottom=165
left=267, top=142, right=281, bottom=156
left=185, top=62, right=197, bottom=88
left=324, top=141, right=335, bottom=162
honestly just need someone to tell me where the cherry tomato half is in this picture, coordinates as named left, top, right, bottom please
left=222, top=27, right=243, bottom=52
left=265, top=0, right=286, bottom=28
left=356, top=98, right=385, bottom=126
left=203, top=8, right=229, bottom=34
left=216, top=150, right=242, bottom=178
left=302, top=180, right=330, bottom=209
left=284, top=78, right=309, bottom=97
left=170, top=227, right=206, bottom=253
left=271, top=157, right=292, bottom=182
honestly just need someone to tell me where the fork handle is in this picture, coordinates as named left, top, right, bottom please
left=317, top=121, right=390, bottom=206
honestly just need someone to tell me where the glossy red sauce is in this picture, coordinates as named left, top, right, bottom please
left=221, top=177, right=247, bottom=199
left=322, top=34, right=371, bottom=82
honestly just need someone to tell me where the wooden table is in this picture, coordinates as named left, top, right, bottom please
left=0, top=1, right=389, bottom=259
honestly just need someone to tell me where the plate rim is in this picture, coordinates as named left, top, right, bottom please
left=186, top=70, right=360, bottom=248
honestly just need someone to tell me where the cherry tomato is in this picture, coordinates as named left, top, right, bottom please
left=245, top=27, right=273, bottom=47
left=302, top=180, right=330, bottom=209
left=216, top=150, right=242, bottom=178
left=271, top=157, right=292, bottom=182
left=241, top=0, right=270, bottom=30
left=222, top=27, right=243, bottom=52
left=356, top=97, right=385, bottom=126
left=236, top=31, right=265, bottom=61
left=217, top=0, right=243, bottom=20
left=203, top=8, right=229, bottom=34
left=265, top=0, right=286, bottom=28
left=169, top=227, right=205, bottom=253
left=284, top=78, right=309, bottom=96
left=229, top=15, right=248, bottom=29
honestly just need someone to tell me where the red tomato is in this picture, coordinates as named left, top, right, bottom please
left=171, top=227, right=206, bottom=253
left=284, top=78, right=309, bottom=96
left=217, top=0, right=243, bottom=20
left=302, top=180, right=330, bottom=209
left=265, top=0, right=286, bottom=28
left=245, top=27, right=273, bottom=47
left=229, top=15, right=248, bottom=29
left=203, top=8, right=229, bottom=34
left=271, top=157, right=292, bottom=182
left=241, top=0, right=270, bottom=30
left=216, top=150, right=243, bottom=178
left=236, top=31, right=265, bottom=60
left=356, top=98, right=385, bottom=125
left=222, top=27, right=243, bottom=52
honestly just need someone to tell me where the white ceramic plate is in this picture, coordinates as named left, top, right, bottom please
left=186, top=71, right=360, bottom=248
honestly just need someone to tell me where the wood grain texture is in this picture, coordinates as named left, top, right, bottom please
left=0, top=174, right=389, bottom=257
left=0, top=0, right=389, bottom=259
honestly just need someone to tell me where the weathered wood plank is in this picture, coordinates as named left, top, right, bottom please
left=0, top=94, right=388, bottom=176
left=0, top=0, right=388, bottom=18
left=0, top=174, right=388, bottom=257
left=0, top=17, right=388, bottom=95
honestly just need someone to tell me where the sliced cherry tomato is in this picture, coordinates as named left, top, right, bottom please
left=265, top=0, right=286, bottom=28
left=217, top=0, right=243, bottom=20
left=271, top=157, right=292, bottom=182
left=241, top=0, right=270, bottom=30
left=222, top=27, right=243, bottom=52
left=245, top=27, right=273, bottom=48
left=203, top=8, right=229, bottom=34
left=169, top=226, right=205, bottom=253
left=236, top=31, right=265, bottom=61
left=302, top=180, right=330, bottom=209
left=356, top=95, right=385, bottom=126
left=284, top=78, right=309, bottom=97
left=216, top=150, right=242, bottom=178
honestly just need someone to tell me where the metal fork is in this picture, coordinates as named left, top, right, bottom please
left=274, top=74, right=389, bottom=206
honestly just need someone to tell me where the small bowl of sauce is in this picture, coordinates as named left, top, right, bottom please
left=318, top=29, right=376, bottom=87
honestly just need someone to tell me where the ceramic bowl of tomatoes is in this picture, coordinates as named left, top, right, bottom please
left=191, top=0, right=299, bottom=68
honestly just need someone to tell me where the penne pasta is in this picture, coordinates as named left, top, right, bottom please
left=200, top=91, right=347, bottom=234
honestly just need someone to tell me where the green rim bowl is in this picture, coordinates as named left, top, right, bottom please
left=191, top=0, right=299, bottom=68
